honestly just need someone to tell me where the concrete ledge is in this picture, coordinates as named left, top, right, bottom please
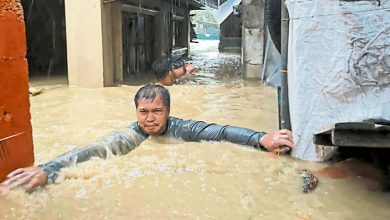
left=219, top=47, right=241, bottom=53
left=171, top=47, right=188, bottom=60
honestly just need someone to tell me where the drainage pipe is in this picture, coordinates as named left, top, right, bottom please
left=280, top=0, right=291, bottom=130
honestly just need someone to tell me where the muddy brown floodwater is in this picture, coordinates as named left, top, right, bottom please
left=1, top=40, right=389, bottom=219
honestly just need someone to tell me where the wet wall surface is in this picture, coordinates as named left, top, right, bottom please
left=0, top=0, right=34, bottom=181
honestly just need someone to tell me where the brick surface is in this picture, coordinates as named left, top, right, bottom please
left=0, top=0, right=34, bottom=181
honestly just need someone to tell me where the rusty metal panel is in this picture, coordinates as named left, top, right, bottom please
left=0, top=0, right=34, bottom=182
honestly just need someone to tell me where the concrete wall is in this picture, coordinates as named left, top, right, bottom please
left=65, top=0, right=122, bottom=88
left=65, top=0, right=105, bottom=88
left=65, top=0, right=191, bottom=87
left=241, top=0, right=264, bottom=79
left=0, top=0, right=34, bottom=181
left=102, top=3, right=114, bottom=86
left=102, top=2, right=123, bottom=86
left=111, top=2, right=123, bottom=83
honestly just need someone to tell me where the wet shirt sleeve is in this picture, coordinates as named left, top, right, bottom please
left=38, top=124, right=147, bottom=184
left=168, top=117, right=266, bottom=149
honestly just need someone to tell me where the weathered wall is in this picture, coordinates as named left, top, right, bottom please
left=219, top=13, right=241, bottom=53
left=242, top=0, right=264, bottom=79
left=101, top=2, right=125, bottom=86
left=65, top=0, right=105, bottom=88
left=65, top=0, right=191, bottom=87
left=176, top=7, right=190, bottom=53
left=102, top=2, right=115, bottom=86
left=154, top=1, right=171, bottom=59
left=0, top=0, right=34, bottom=181
left=111, top=2, right=123, bottom=83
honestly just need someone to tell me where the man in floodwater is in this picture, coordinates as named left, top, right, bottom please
left=153, top=57, right=196, bottom=86
left=0, top=84, right=294, bottom=192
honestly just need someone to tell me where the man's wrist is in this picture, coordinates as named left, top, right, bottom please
left=258, top=132, right=268, bottom=151
left=38, top=165, right=55, bottom=184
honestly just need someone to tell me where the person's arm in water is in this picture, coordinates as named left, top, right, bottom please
left=168, top=117, right=294, bottom=152
left=0, top=125, right=147, bottom=192
left=172, top=64, right=197, bottom=79
left=153, top=58, right=197, bottom=86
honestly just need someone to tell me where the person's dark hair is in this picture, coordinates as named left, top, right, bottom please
left=134, top=84, right=170, bottom=109
left=152, top=57, right=171, bottom=80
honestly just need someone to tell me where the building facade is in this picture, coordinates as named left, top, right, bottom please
left=22, top=0, right=218, bottom=88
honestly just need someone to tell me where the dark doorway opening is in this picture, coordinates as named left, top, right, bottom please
left=21, top=0, right=68, bottom=82
left=122, top=13, right=154, bottom=81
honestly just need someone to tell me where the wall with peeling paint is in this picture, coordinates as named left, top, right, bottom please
left=242, top=0, right=264, bottom=79
left=0, top=0, right=34, bottom=181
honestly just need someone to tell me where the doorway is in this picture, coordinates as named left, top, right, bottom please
left=21, top=0, right=68, bottom=84
left=122, top=13, right=154, bottom=80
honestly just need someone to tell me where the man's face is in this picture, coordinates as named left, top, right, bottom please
left=136, top=95, right=170, bottom=135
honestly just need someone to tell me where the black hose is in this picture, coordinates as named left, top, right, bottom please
left=265, top=0, right=281, bottom=53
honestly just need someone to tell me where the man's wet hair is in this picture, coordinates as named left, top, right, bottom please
left=134, top=84, right=170, bottom=109
left=152, top=57, right=184, bottom=80
left=152, top=57, right=171, bottom=80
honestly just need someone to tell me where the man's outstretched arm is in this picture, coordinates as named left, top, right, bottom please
left=172, top=64, right=196, bottom=79
left=173, top=118, right=294, bottom=152
left=0, top=127, right=146, bottom=192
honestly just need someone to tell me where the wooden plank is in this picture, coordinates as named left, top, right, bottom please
left=317, top=121, right=390, bottom=133
left=332, top=130, right=390, bottom=148
left=334, top=122, right=375, bottom=130
left=315, top=125, right=334, bottom=134
left=374, top=124, right=390, bottom=131
left=365, top=119, right=390, bottom=126
left=314, top=120, right=390, bottom=147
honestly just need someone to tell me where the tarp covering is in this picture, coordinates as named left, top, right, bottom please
left=286, top=0, right=390, bottom=161
left=262, top=26, right=282, bottom=88
left=212, top=0, right=242, bottom=24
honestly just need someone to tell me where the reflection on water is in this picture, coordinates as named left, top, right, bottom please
left=1, top=40, right=390, bottom=220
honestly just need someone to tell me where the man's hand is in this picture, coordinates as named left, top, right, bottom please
left=0, top=166, right=48, bottom=193
left=259, top=129, right=294, bottom=154
left=184, top=64, right=196, bottom=74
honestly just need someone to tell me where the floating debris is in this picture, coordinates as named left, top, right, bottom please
left=29, top=87, right=44, bottom=96
left=300, top=169, right=319, bottom=193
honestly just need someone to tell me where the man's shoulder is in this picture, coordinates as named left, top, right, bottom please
left=168, top=116, right=181, bottom=121
left=168, top=116, right=196, bottom=124
left=127, top=121, right=145, bottom=135
left=167, top=116, right=182, bottom=128
left=128, top=121, right=138, bottom=129
left=167, top=116, right=205, bottom=128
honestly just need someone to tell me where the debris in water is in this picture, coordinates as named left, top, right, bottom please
left=300, top=169, right=319, bottom=193
left=29, top=87, right=44, bottom=96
